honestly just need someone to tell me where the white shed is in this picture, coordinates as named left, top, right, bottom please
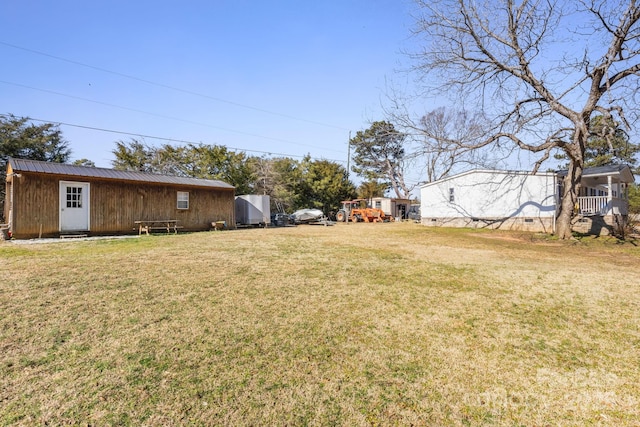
left=370, top=197, right=412, bottom=220
left=420, top=170, right=557, bottom=233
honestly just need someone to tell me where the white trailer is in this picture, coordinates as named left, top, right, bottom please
left=235, top=195, right=271, bottom=227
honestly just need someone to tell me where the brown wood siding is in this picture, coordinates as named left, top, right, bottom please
left=9, top=173, right=60, bottom=238
left=2, top=181, right=10, bottom=223
left=89, top=181, right=235, bottom=234
left=9, top=172, right=235, bottom=239
left=2, top=163, right=11, bottom=223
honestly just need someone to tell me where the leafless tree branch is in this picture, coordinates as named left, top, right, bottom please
left=405, top=0, right=640, bottom=238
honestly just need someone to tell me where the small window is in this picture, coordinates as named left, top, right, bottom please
left=375, top=201, right=382, bottom=209
left=177, top=191, right=189, bottom=210
left=449, top=187, right=455, bottom=203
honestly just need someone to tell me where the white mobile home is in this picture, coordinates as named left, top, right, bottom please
left=420, top=170, right=558, bottom=233
left=419, top=166, right=634, bottom=235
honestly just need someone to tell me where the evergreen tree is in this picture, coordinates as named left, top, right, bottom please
left=350, top=121, right=413, bottom=198
left=1, top=114, right=71, bottom=222
left=554, top=115, right=639, bottom=173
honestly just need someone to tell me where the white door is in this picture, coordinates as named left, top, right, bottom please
left=60, top=181, right=90, bottom=232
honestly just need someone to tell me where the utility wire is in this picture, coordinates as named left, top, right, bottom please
left=0, top=113, right=347, bottom=164
left=0, top=41, right=351, bottom=132
left=0, top=79, right=346, bottom=155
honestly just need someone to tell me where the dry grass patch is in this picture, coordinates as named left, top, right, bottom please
left=1, top=223, right=639, bottom=425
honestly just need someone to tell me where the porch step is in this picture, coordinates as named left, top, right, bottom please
left=60, top=234, right=88, bottom=239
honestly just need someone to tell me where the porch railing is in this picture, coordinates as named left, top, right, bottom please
left=577, top=196, right=627, bottom=216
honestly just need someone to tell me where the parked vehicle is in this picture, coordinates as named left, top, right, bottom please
left=270, top=212, right=293, bottom=227
left=335, top=199, right=393, bottom=223
left=408, top=204, right=421, bottom=221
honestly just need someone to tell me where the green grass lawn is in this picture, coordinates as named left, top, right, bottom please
left=1, top=223, right=639, bottom=426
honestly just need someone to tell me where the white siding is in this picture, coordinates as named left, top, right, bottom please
left=420, top=170, right=557, bottom=219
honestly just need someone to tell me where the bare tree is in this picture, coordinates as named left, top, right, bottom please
left=410, top=0, right=640, bottom=238
left=415, top=107, right=494, bottom=183
left=383, top=84, right=509, bottom=185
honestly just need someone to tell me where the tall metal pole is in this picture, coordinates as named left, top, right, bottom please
left=346, top=131, right=351, bottom=179
left=346, top=132, right=351, bottom=225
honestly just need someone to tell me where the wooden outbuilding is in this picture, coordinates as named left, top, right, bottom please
left=4, top=158, right=235, bottom=239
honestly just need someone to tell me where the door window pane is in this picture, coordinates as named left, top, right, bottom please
left=66, top=187, right=83, bottom=208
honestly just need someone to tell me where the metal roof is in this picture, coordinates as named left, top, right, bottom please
left=421, top=165, right=635, bottom=188
left=420, top=169, right=557, bottom=188
left=556, top=164, right=634, bottom=182
left=8, top=157, right=235, bottom=190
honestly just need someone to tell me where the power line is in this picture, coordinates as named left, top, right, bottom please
left=0, top=41, right=351, bottom=132
left=1, top=113, right=347, bottom=164
left=0, top=79, right=347, bottom=155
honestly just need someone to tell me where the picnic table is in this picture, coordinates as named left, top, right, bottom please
left=135, top=220, right=182, bottom=235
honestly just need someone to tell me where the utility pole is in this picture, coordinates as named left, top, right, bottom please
left=346, top=131, right=352, bottom=226
left=346, top=131, right=351, bottom=179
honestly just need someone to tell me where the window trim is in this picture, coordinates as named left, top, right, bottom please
left=177, top=191, right=189, bottom=210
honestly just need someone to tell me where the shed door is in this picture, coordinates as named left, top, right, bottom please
left=60, top=181, right=90, bottom=232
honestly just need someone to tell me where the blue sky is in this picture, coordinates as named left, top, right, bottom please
left=1, top=1, right=417, bottom=171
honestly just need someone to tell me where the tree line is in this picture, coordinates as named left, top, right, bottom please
left=111, top=138, right=357, bottom=215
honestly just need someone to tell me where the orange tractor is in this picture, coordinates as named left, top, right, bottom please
left=335, top=199, right=393, bottom=223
